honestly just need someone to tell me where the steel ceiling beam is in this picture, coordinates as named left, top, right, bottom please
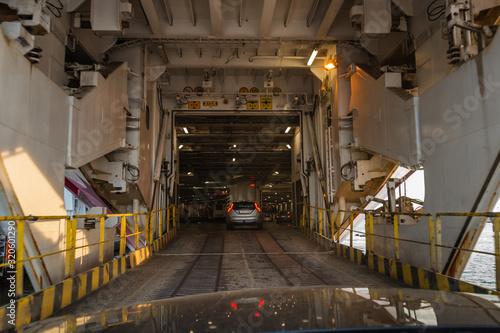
left=187, top=0, right=196, bottom=26
left=284, top=0, right=295, bottom=27
left=139, top=0, right=164, bottom=35
left=316, top=0, right=345, bottom=37
left=162, top=0, right=173, bottom=26
left=307, top=0, right=320, bottom=27
left=259, top=0, right=277, bottom=37
left=209, top=0, right=223, bottom=36
left=239, top=0, right=243, bottom=27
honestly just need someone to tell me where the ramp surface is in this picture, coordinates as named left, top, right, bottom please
left=56, top=222, right=406, bottom=315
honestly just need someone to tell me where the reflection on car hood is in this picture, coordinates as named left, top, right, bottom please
left=21, top=286, right=500, bottom=332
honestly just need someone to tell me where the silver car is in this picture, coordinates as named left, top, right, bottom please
left=226, top=201, right=263, bottom=230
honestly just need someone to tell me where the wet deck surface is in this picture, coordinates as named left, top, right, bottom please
left=56, top=221, right=407, bottom=315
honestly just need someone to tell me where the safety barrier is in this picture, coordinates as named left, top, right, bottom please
left=0, top=205, right=178, bottom=329
left=301, top=205, right=500, bottom=293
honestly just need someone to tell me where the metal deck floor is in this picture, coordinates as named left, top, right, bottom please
left=55, top=221, right=407, bottom=316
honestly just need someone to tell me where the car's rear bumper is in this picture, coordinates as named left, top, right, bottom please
left=227, top=218, right=261, bottom=225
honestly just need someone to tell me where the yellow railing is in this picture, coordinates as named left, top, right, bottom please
left=0, top=205, right=177, bottom=297
left=302, top=204, right=500, bottom=290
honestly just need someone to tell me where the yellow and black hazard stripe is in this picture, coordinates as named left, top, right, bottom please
left=0, top=228, right=178, bottom=330
left=302, top=227, right=498, bottom=296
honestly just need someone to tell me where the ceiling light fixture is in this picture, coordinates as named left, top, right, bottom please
left=183, top=127, right=189, bottom=134
left=275, top=171, right=279, bottom=175
left=286, top=144, right=291, bottom=149
left=178, top=145, right=183, bottom=149
left=233, top=144, right=237, bottom=148
left=307, top=45, right=320, bottom=66
left=233, top=158, right=236, bottom=162
left=285, top=127, right=291, bottom=133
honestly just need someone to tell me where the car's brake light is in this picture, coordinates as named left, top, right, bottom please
left=287, top=215, right=290, bottom=218
left=254, top=202, right=261, bottom=212
left=227, top=203, right=234, bottom=213
left=276, top=215, right=280, bottom=218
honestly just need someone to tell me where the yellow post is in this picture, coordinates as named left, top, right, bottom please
left=99, top=216, right=105, bottom=265
left=365, top=213, right=370, bottom=254
left=331, top=212, right=334, bottom=240
left=493, top=217, right=500, bottom=291
left=70, top=218, right=77, bottom=277
left=150, top=212, right=154, bottom=242
left=120, top=216, right=126, bottom=257
left=319, top=209, right=323, bottom=236
left=159, top=210, right=163, bottom=237
left=15, top=220, right=25, bottom=297
left=309, top=206, right=313, bottom=231
left=145, top=213, right=150, bottom=245
left=166, top=208, right=170, bottom=233
left=349, top=213, right=354, bottom=248
left=302, top=205, right=306, bottom=229
left=394, top=214, right=400, bottom=261
left=429, top=216, right=436, bottom=271
left=65, top=219, right=73, bottom=278
left=436, top=215, right=442, bottom=271
left=336, top=212, right=341, bottom=242
left=134, top=215, right=139, bottom=250
left=368, top=213, right=374, bottom=253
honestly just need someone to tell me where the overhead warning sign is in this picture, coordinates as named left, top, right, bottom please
left=203, top=101, right=218, bottom=107
left=247, top=100, right=259, bottom=110
left=188, top=101, right=200, bottom=109
left=260, top=97, right=272, bottom=109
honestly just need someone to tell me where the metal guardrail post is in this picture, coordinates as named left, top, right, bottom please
left=494, top=217, right=500, bottom=291
left=134, top=215, right=139, bottom=250
left=166, top=208, right=170, bottom=233
left=394, top=214, right=400, bottom=261
left=65, top=219, right=73, bottom=278
left=319, top=209, right=323, bottom=236
left=16, top=220, right=25, bottom=297
left=365, top=213, right=370, bottom=254
left=159, top=210, right=163, bottom=237
left=336, top=212, right=341, bottom=242
left=302, top=205, right=306, bottom=228
left=436, top=215, right=442, bottom=271
left=149, top=212, right=154, bottom=242
left=99, top=216, right=105, bottom=265
left=349, top=213, right=353, bottom=247
left=309, top=206, right=313, bottom=231
left=120, top=216, right=126, bottom=257
left=70, top=218, right=77, bottom=276
left=368, top=213, right=374, bottom=253
left=146, top=213, right=150, bottom=245
left=429, top=216, right=436, bottom=271
left=331, top=212, right=334, bottom=240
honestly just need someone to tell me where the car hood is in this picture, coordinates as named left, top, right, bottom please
left=20, top=286, right=500, bottom=332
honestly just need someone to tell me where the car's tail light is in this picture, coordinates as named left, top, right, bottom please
left=287, top=215, right=290, bottom=218
left=254, top=202, right=261, bottom=212
left=227, top=203, right=234, bottom=213
left=276, top=215, right=280, bottom=218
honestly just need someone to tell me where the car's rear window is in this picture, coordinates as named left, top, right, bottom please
left=233, top=202, right=255, bottom=210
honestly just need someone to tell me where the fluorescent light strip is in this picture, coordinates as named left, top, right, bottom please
left=285, top=126, right=291, bottom=133
left=307, top=49, right=318, bottom=66
left=183, top=127, right=189, bottom=134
